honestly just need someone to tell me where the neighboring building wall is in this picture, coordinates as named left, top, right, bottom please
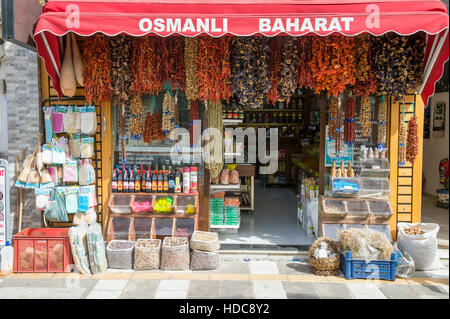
left=0, top=42, right=42, bottom=233
left=423, top=91, right=450, bottom=196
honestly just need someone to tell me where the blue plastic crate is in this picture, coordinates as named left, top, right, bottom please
left=340, top=251, right=396, bottom=281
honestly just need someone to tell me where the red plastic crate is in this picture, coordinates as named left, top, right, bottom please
left=13, top=228, right=74, bottom=273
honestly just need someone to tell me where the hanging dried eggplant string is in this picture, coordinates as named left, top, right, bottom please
left=204, top=101, right=223, bottom=181
left=110, top=35, right=132, bottom=137
left=398, top=97, right=408, bottom=166
left=297, top=36, right=315, bottom=89
left=377, top=96, right=388, bottom=149
left=372, top=33, right=425, bottom=99
left=82, top=34, right=112, bottom=105
left=278, top=37, right=299, bottom=103
left=231, top=37, right=271, bottom=109
left=162, top=91, right=176, bottom=137
left=267, top=37, right=283, bottom=105
left=406, top=103, right=419, bottom=164
left=353, top=34, right=378, bottom=96
left=344, top=92, right=356, bottom=146
left=129, top=96, right=144, bottom=140
left=359, top=95, right=372, bottom=138
left=197, top=36, right=232, bottom=103
left=309, top=35, right=356, bottom=96
left=184, top=37, right=199, bottom=102
left=189, top=100, right=200, bottom=146
left=130, top=37, right=162, bottom=97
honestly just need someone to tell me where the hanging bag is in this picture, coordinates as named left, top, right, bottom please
left=71, top=33, right=84, bottom=86
left=60, top=34, right=76, bottom=97
left=80, top=105, right=97, bottom=135
left=64, top=106, right=81, bottom=134
left=43, top=190, right=69, bottom=225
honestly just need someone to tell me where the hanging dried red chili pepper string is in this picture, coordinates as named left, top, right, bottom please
left=344, top=93, right=356, bottom=146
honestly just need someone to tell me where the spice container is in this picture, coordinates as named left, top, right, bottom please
left=161, top=237, right=190, bottom=270
left=108, top=195, right=132, bottom=215
left=368, top=199, right=393, bottom=221
left=134, top=239, right=161, bottom=270
left=190, top=231, right=220, bottom=252
left=106, top=240, right=135, bottom=269
left=175, top=195, right=197, bottom=214
left=359, top=159, right=390, bottom=178
left=344, top=200, right=370, bottom=220
left=321, top=198, right=348, bottom=219
left=330, top=177, right=361, bottom=197
left=360, top=177, right=390, bottom=199
left=109, top=217, right=131, bottom=240
left=133, top=217, right=152, bottom=240
left=153, top=195, right=174, bottom=214
left=190, top=250, right=220, bottom=270
left=173, top=218, right=196, bottom=238
left=131, top=194, right=154, bottom=213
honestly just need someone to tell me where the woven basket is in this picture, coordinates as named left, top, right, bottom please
left=311, top=267, right=340, bottom=276
left=308, top=236, right=340, bottom=272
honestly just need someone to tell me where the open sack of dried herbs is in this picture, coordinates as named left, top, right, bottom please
left=338, top=227, right=394, bottom=263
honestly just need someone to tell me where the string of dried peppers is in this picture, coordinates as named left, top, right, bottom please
left=143, top=113, right=164, bottom=143
left=267, top=37, right=283, bottom=106
left=344, top=94, right=356, bottom=146
left=82, top=34, right=112, bottom=105
left=197, top=36, right=232, bottom=103
left=184, top=38, right=199, bottom=101
left=231, top=37, right=271, bottom=109
left=297, top=37, right=315, bottom=90
left=309, top=35, right=356, bottom=96
left=328, top=96, right=340, bottom=141
left=130, top=37, right=162, bottom=97
left=161, top=37, right=185, bottom=90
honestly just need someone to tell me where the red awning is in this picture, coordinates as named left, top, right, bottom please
left=34, top=0, right=449, bottom=103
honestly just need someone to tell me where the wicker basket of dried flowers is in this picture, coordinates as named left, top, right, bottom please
left=308, top=236, right=340, bottom=276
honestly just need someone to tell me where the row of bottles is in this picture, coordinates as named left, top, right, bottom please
left=243, top=112, right=303, bottom=124
left=111, top=163, right=198, bottom=194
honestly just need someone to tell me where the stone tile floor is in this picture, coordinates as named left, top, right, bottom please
left=0, top=259, right=448, bottom=299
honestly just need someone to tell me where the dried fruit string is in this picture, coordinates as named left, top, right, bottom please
left=398, top=97, right=408, bottom=166
left=406, top=103, right=418, bottom=164
left=377, top=96, right=387, bottom=149
left=359, top=96, right=372, bottom=138
left=162, top=91, right=176, bottom=137
left=129, top=95, right=144, bottom=140
left=82, top=34, right=112, bottom=105
left=184, top=37, right=199, bottom=102
left=344, top=93, right=356, bottom=146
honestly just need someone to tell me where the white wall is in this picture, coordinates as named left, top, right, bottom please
left=423, top=92, right=450, bottom=195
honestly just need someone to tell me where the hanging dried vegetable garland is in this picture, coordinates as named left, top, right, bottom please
left=189, top=100, right=200, bottom=145
left=297, top=37, right=315, bottom=89
left=197, top=36, right=232, bottom=103
left=82, top=34, right=112, bottom=105
left=162, top=91, right=176, bottom=136
left=377, top=97, right=387, bottom=148
left=309, top=35, right=356, bottom=96
left=398, top=121, right=408, bottom=166
left=372, top=33, right=425, bottom=98
left=353, top=34, right=378, bottom=96
left=110, top=35, right=132, bottom=108
left=161, top=37, right=185, bottom=90
left=359, top=96, right=372, bottom=137
left=143, top=112, right=164, bottom=143
left=184, top=38, right=199, bottom=101
left=231, top=37, right=271, bottom=109
left=278, top=37, right=299, bottom=103
left=406, top=114, right=419, bottom=164
left=328, top=96, right=340, bottom=141
left=116, top=107, right=127, bottom=138
left=344, top=94, right=356, bottom=146
left=267, top=37, right=283, bottom=105
left=129, top=96, right=144, bottom=140
left=130, top=37, right=162, bottom=97
left=204, top=101, right=223, bottom=181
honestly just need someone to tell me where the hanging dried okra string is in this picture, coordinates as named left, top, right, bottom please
left=359, top=96, right=372, bottom=138
left=406, top=102, right=419, bottom=164
left=129, top=96, right=144, bottom=140
left=344, top=93, right=356, bottom=146
left=204, top=101, right=224, bottom=181
left=184, top=37, right=199, bottom=102
left=398, top=98, right=408, bottom=166
left=377, top=96, right=387, bottom=149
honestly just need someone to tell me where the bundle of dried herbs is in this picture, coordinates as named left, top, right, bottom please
left=309, top=35, right=356, bottom=96
left=184, top=38, right=199, bottom=101
left=130, top=37, right=162, bottom=97
left=278, top=37, right=299, bottom=103
left=231, top=37, right=271, bottom=109
left=82, top=34, right=112, bottom=105
left=406, top=114, right=419, bottom=164
left=197, top=36, right=232, bottom=103
left=372, top=33, right=425, bottom=98
left=297, top=37, right=315, bottom=89
left=267, top=37, right=283, bottom=105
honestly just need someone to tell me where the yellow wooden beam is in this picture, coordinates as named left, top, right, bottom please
left=412, top=95, right=424, bottom=223
left=389, top=96, right=399, bottom=240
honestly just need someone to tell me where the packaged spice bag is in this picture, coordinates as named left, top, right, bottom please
left=134, top=239, right=161, bottom=271
left=106, top=240, right=135, bottom=270
left=190, top=249, right=220, bottom=270
left=161, top=237, right=190, bottom=270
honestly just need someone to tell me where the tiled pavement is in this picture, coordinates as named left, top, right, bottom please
left=0, top=259, right=448, bottom=299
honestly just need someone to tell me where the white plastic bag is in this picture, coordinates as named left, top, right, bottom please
left=394, top=243, right=415, bottom=278
left=397, top=223, right=443, bottom=271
